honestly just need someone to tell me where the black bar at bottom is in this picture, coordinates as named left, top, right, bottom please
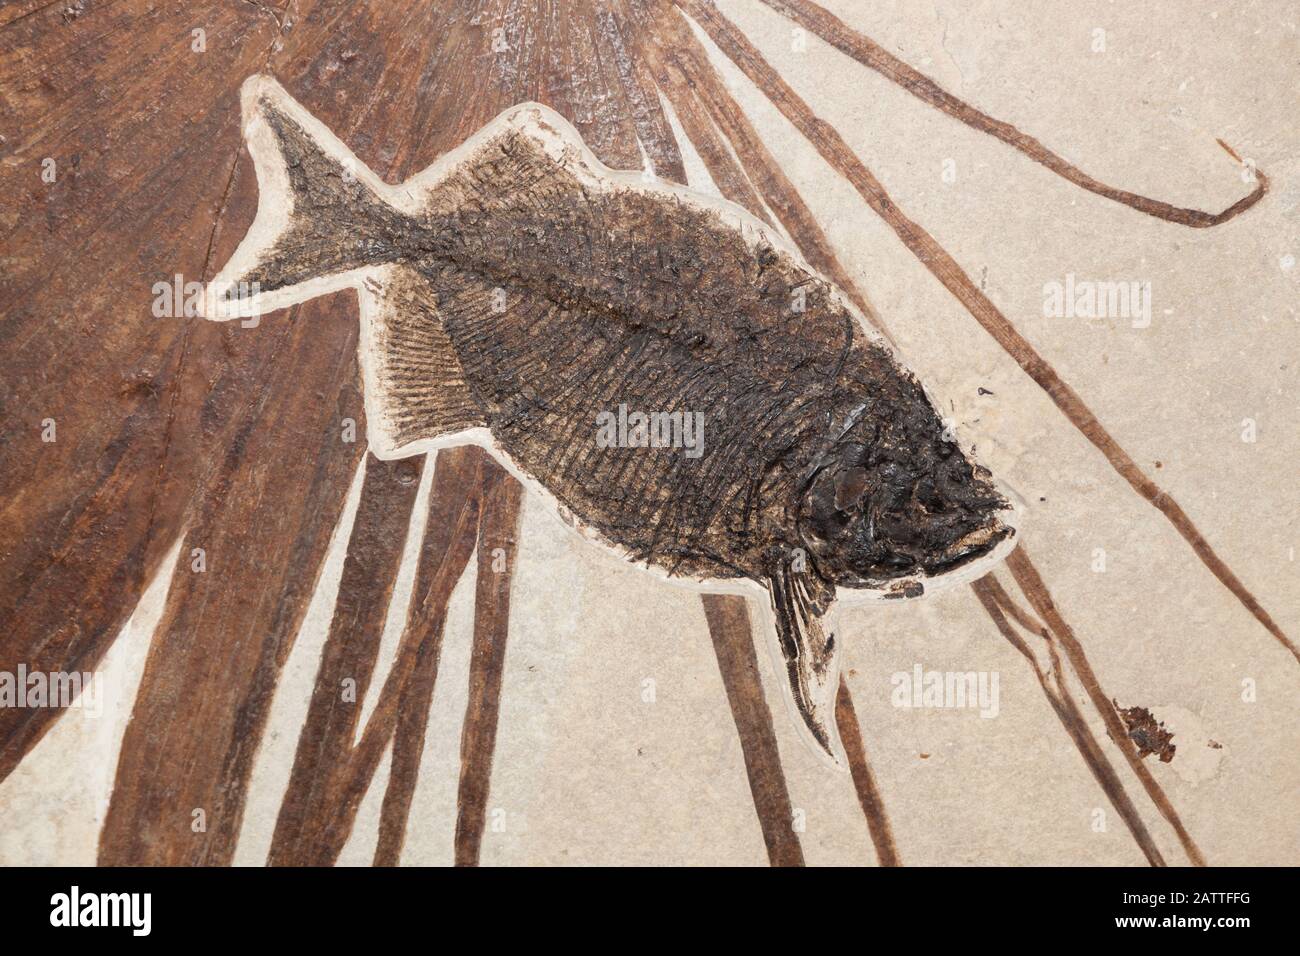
left=0, top=865, right=1284, bottom=941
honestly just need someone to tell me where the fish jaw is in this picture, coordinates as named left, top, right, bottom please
left=836, top=494, right=1021, bottom=603
left=922, top=519, right=1013, bottom=575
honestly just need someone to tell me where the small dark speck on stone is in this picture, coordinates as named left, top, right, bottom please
left=978, top=387, right=994, bottom=396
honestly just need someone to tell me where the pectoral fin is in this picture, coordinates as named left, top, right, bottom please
left=768, top=563, right=846, bottom=770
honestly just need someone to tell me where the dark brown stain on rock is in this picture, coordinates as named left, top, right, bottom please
left=1114, top=699, right=1177, bottom=763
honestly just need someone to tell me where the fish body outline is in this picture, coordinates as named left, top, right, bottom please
left=204, top=75, right=1021, bottom=769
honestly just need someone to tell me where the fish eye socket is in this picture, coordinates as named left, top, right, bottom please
left=833, top=466, right=870, bottom=511
left=799, top=485, right=854, bottom=552
left=805, top=505, right=850, bottom=541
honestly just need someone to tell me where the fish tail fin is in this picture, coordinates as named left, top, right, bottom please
left=203, top=75, right=409, bottom=321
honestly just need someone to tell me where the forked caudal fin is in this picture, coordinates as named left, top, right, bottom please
left=202, top=75, right=414, bottom=322
left=199, top=76, right=490, bottom=457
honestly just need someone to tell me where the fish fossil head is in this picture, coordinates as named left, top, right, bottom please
left=795, top=394, right=1017, bottom=595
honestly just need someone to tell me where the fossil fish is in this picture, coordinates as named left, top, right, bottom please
left=204, top=76, right=1019, bottom=768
